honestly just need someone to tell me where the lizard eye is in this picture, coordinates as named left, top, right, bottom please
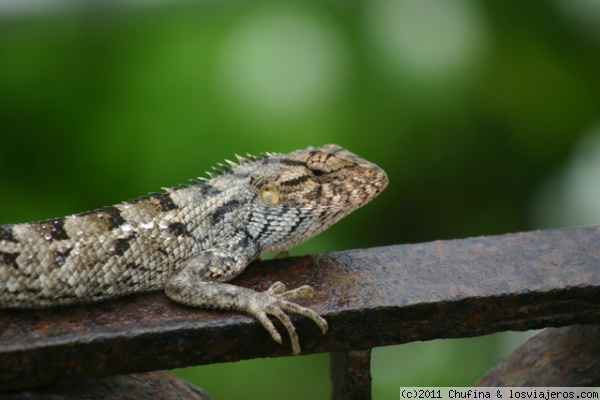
left=307, top=162, right=331, bottom=178
left=310, top=168, right=325, bottom=177
left=258, top=185, right=281, bottom=205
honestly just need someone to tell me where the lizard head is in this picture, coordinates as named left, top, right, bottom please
left=245, top=144, right=389, bottom=253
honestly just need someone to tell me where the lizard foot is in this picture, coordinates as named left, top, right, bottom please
left=248, top=281, right=328, bottom=355
left=165, top=263, right=328, bottom=355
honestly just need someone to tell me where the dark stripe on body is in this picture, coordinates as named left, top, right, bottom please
left=199, top=183, right=223, bottom=198
left=168, top=222, right=193, bottom=238
left=80, top=206, right=127, bottom=230
left=127, top=193, right=180, bottom=215
left=113, top=235, right=136, bottom=256
left=254, top=219, right=272, bottom=241
left=126, top=262, right=153, bottom=272
left=1, top=252, right=19, bottom=269
left=315, top=185, right=322, bottom=199
left=156, top=193, right=179, bottom=211
left=47, top=219, right=70, bottom=241
left=103, top=207, right=127, bottom=230
left=286, top=215, right=306, bottom=236
left=279, top=159, right=306, bottom=167
left=210, top=200, right=241, bottom=224
left=0, top=225, right=18, bottom=243
left=281, top=175, right=310, bottom=186
left=231, top=229, right=251, bottom=252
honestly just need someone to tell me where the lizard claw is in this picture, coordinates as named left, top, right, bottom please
left=276, top=285, right=316, bottom=301
left=266, top=281, right=287, bottom=295
left=267, top=282, right=316, bottom=300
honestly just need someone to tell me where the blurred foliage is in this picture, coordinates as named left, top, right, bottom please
left=1, top=0, right=600, bottom=399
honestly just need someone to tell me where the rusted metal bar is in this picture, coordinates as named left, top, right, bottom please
left=331, top=349, right=372, bottom=400
left=476, top=325, right=600, bottom=386
left=1, top=226, right=600, bottom=391
left=0, top=372, right=210, bottom=400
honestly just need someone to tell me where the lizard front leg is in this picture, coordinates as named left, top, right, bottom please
left=164, top=250, right=328, bottom=355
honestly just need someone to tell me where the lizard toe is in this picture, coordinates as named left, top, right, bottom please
left=267, top=281, right=287, bottom=295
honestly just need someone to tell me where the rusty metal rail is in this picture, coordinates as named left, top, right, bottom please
left=1, top=226, right=600, bottom=397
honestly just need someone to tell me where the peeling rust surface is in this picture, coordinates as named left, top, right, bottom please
left=1, top=226, right=600, bottom=391
left=476, top=325, right=600, bottom=386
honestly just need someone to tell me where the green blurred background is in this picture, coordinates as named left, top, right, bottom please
left=2, top=0, right=600, bottom=398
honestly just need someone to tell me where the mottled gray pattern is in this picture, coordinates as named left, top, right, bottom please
left=0, top=144, right=388, bottom=354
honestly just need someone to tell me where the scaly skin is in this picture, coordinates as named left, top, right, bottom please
left=0, top=144, right=388, bottom=354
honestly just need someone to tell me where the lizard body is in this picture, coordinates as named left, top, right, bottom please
left=0, top=144, right=388, bottom=354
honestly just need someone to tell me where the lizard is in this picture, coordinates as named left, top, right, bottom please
left=0, top=144, right=388, bottom=354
